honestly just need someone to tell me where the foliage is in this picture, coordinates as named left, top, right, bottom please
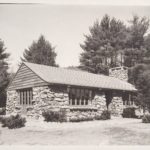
left=0, top=114, right=26, bottom=129
left=80, top=14, right=150, bottom=73
left=142, top=114, right=150, bottom=123
left=80, top=14, right=127, bottom=74
left=124, top=15, right=149, bottom=67
left=0, top=107, right=6, bottom=115
left=126, top=15, right=149, bottom=49
left=123, top=47, right=147, bottom=67
left=128, top=64, right=148, bottom=85
left=95, top=110, right=111, bottom=120
left=66, top=66, right=84, bottom=71
left=144, top=34, right=150, bottom=53
left=0, top=39, right=10, bottom=107
left=42, top=109, right=67, bottom=122
left=122, top=107, right=137, bottom=118
left=0, top=116, right=3, bottom=122
left=100, top=110, right=111, bottom=120
left=21, top=35, right=58, bottom=66
left=128, top=64, right=150, bottom=110
left=80, top=14, right=150, bottom=111
left=144, top=34, right=150, bottom=64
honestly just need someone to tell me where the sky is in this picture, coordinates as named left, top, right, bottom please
left=0, top=2, right=150, bottom=72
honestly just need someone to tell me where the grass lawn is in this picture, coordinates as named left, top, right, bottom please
left=0, top=117, right=150, bottom=145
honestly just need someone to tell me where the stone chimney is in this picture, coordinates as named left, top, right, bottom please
left=109, top=66, right=128, bottom=82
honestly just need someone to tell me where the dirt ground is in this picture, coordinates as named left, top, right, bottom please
left=0, top=117, right=150, bottom=145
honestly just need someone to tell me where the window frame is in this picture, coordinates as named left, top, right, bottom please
left=68, top=87, right=94, bottom=106
left=18, top=88, right=33, bottom=106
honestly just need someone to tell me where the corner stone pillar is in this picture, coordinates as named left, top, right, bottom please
left=6, top=90, right=20, bottom=115
left=93, top=91, right=107, bottom=115
left=108, top=96, right=123, bottom=116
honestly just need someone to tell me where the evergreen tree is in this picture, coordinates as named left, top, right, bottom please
left=80, top=14, right=127, bottom=74
left=0, top=39, right=10, bottom=107
left=21, top=35, right=58, bottom=66
left=124, top=15, right=149, bottom=67
left=144, top=34, right=150, bottom=53
left=129, top=64, right=150, bottom=111
left=143, top=34, right=150, bottom=64
left=127, top=16, right=150, bottom=110
left=123, top=47, right=147, bottom=67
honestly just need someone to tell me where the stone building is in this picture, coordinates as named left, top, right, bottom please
left=6, top=62, right=136, bottom=120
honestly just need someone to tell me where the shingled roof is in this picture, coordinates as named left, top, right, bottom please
left=22, top=62, right=136, bottom=92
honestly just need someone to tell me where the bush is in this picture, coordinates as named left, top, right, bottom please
left=122, top=107, right=137, bottom=118
left=100, top=110, right=111, bottom=120
left=0, top=116, right=4, bottom=123
left=95, top=110, right=111, bottom=120
left=42, top=109, right=67, bottom=122
left=142, top=114, right=150, bottom=123
left=0, top=107, right=6, bottom=115
left=0, top=114, right=26, bottom=129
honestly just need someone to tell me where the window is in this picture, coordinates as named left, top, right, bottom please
left=68, top=87, right=93, bottom=106
left=18, top=88, right=33, bottom=105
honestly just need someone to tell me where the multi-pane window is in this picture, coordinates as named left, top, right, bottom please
left=18, top=88, right=33, bottom=105
left=68, top=88, right=93, bottom=106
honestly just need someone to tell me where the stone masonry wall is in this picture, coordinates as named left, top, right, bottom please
left=31, top=86, right=69, bottom=119
left=7, top=86, right=125, bottom=119
left=108, top=96, right=123, bottom=116
left=109, top=66, right=128, bottom=82
left=67, top=108, right=97, bottom=121
left=67, top=91, right=107, bottom=120
left=6, top=86, right=69, bottom=119
left=6, top=90, right=20, bottom=115
left=93, top=92, right=107, bottom=114
left=7, top=86, right=108, bottom=120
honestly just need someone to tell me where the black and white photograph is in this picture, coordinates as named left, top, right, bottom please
left=0, top=0, right=150, bottom=146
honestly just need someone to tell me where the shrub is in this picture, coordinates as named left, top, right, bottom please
left=95, top=110, right=111, bottom=120
left=1, top=114, right=26, bottom=129
left=58, top=109, right=67, bottom=122
left=122, top=107, right=137, bottom=118
left=0, top=116, right=4, bottom=123
left=100, top=110, right=111, bottom=120
left=42, top=109, right=67, bottom=122
left=142, top=114, right=150, bottom=123
left=0, top=107, right=6, bottom=115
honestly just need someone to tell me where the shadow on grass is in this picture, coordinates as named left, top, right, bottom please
left=106, top=127, right=150, bottom=145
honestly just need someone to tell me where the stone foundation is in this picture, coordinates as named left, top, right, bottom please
left=67, top=108, right=97, bottom=121
left=66, top=92, right=107, bottom=120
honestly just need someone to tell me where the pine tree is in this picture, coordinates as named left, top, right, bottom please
left=21, top=35, right=58, bottom=66
left=80, top=14, right=127, bottom=74
left=124, top=15, right=149, bottom=67
left=129, top=64, right=150, bottom=111
left=143, top=34, right=150, bottom=64
left=0, top=39, right=10, bottom=107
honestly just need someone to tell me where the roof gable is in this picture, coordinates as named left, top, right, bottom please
left=8, top=63, right=48, bottom=90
